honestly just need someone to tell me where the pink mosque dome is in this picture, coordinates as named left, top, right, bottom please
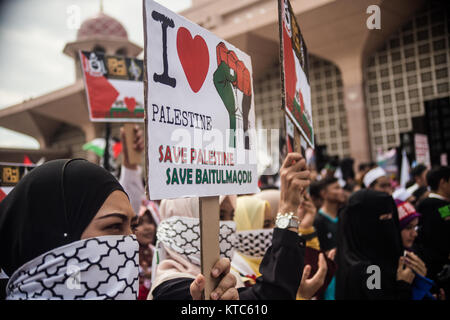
left=76, top=12, right=128, bottom=40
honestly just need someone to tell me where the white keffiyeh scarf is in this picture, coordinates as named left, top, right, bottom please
left=235, top=228, right=273, bottom=258
left=6, top=235, right=139, bottom=300
left=155, top=216, right=237, bottom=266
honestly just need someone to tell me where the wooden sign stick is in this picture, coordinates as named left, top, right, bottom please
left=199, top=196, right=221, bottom=300
left=294, top=127, right=308, bottom=198
left=294, top=128, right=302, bottom=154
left=123, top=123, right=143, bottom=166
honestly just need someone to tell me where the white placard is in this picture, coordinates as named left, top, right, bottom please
left=144, top=0, right=258, bottom=200
left=414, top=134, right=431, bottom=168
left=79, top=51, right=144, bottom=122
left=441, top=153, right=448, bottom=166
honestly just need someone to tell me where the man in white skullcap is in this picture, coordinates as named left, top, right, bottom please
left=363, top=167, right=393, bottom=195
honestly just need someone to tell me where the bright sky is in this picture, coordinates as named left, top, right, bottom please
left=0, top=0, right=192, bottom=149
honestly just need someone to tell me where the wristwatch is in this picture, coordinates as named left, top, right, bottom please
left=275, top=212, right=300, bottom=229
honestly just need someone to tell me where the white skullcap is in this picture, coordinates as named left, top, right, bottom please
left=393, top=187, right=413, bottom=202
left=363, top=167, right=387, bottom=187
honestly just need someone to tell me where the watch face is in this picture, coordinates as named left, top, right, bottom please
left=277, top=217, right=289, bottom=229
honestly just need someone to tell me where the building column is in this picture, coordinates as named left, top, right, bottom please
left=343, top=83, right=371, bottom=163
left=82, top=122, right=107, bottom=141
left=336, top=57, right=371, bottom=166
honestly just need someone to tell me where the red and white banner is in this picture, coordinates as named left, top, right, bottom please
left=414, top=134, right=431, bottom=168
left=80, top=51, right=144, bottom=122
left=278, top=0, right=314, bottom=148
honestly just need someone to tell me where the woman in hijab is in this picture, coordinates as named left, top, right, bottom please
left=0, top=159, right=234, bottom=300
left=150, top=194, right=307, bottom=300
left=231, top=196, right=273, bottom=285
left=134, top=200, right=160, bottom=300
left=254, top=189, right=280, bottom=228
left=237, top=193, right=332, bottom=300
left=335, top=189, right=415, bottom=300
left=395, top=199, right=446, bottom=300
left=150, top=196, right=239, bottom=300
left=0, top=159, right=137, bottom=299
left=150, top=152, right=318, bottom=300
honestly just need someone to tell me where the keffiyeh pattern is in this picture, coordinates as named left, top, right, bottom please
left=156, top=216, right=236, bottom=266
left=6, top=235, right=139, bottom=300
left=235, top=229, right=273, bottom=258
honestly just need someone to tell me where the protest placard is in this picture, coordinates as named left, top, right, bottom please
left=143, top=1, right=258, bottom=200
left=0, top=162, right=36, bottom=203
left=286, top=114, right=295, bottom=153
left=80, top=51, right=144, bottom=164
left=278, top=0, right=314, bottom=150
left=80, top=51, right=145, bottom=122
left=414, top=134, right=431, bottom=168
left=144, top=0, right=259, bottom=299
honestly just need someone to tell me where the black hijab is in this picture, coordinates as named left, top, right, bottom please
left=0, top=159, right=126, bottom=277
left=335, top=189, right=403, bottom=300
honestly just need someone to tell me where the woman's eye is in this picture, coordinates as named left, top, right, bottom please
left=107, top=223, right=123, bottom=231
left=379, top=213, right=392, bottom=220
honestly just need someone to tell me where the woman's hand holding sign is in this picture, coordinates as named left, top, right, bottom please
left=190, top=257, right=239, bottom=300
left=279, top=152, right=311, bottom=226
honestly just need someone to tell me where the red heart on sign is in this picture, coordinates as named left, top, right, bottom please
left=176, top=27, right=209, bottom=93
left=124, top=97, right=136, bottom=112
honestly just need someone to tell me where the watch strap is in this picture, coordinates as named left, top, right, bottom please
left=287, top=216, right=300, bottom=229
left=299, top=231, right=317, bottom=241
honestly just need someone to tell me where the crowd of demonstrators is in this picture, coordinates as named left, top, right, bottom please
left=150, top=153, right=316, bottom=300
left=415, top=167, right=450, bottom=298
left=133, top=201, right=159, bottom=300
left=0, top=159, right=141, bottom=299
left=292, top=152, right=449, bottom=300
left=1, top=121, right=449, bottom=301
left=118, top=125, right=161, bottom=299
left=231, top=195, right=274, bottom=285
left=394, top=199, right=438, bottom=299
left=312, top=176, right=345, bottom=300
left=148, top=196, right=239, bottom=300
